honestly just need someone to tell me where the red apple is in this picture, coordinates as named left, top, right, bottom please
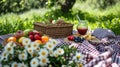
left=28, top=31, right=34, bottom=36
left=67, top=35, right=74, bottom=41
left=34, top=34, right=41, bottom=40
left=29, top=35, right=34, bottom=41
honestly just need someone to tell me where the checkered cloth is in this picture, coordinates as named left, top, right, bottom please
left=56, top=38, right=120, bottom=67
left=84, top=50, right=112, bottom=67
left=78, top=41, right=100, bottom=57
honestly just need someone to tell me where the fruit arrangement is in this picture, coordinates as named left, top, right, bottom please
left=6, top=29, right=49, bottom=46
left=67, top=33, right=100, bottom=43
left=67, top=35, right=85, bottom=43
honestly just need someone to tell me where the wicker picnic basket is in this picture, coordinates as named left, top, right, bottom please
left=34, top=22, right=73, bottom=38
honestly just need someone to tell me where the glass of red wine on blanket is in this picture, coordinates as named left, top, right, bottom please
left=76, top=15, right=88, bottom=35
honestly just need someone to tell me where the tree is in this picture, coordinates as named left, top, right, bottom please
left=97, top=0, right=118, bottom=9
left=61, top=0, right=76, bottom=12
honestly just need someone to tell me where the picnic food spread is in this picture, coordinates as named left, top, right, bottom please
left=0, top=19, right=120, bottom=67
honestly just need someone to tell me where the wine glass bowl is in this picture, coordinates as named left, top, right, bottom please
left=77, top=21, right=88, bottom=35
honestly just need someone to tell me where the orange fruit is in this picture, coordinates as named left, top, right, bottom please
left=41, top=36, right=49, bottom=43
left=7, top=37, right=17, bottom=42
left=35, top=40, right=42, bottom=44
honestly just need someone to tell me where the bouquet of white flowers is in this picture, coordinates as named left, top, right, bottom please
left=0, top=37, right=84, bottom=67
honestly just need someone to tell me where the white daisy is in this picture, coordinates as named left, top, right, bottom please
left=38, top=48, right=48, bottom=57
left=27, top=48, right=34, bottom=54
left=49, top=50, right=54, bottom=57
left=22, top=38, right=31, bottom=46
left=30, top=58, right=39, bottom=67
left=49, top=39, right=58, bottom=45
left=25, top=44, right=31, bottom=50
left=35, top=47, right=40, bottom=52
left=4, top=45, right=14, bottom=54
left=56, top=48, right=64, bottom=55
left=22, top=50, right=27, bottom=54
left=18, top=53, right=27, bottom=61
left=0, top=51, right=9, bottom=61
left=73, top=52, right=84, bottom=63
left=45, top=42, right=55, bottom=50
left=53, top=50, right=58, bottom=57
left=30, top=53, right=37, bottom=57
left=31, top=42, right=39, bottom=50
left=39, top=57, right=49, bottom=66
left=18, top=63, right=27, bottom=67
left=11, top=62, right=18, bottom=67
left=6, top=41, right=16, bottom=47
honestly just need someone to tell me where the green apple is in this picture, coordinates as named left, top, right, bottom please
left=24, top=29, right=33, bottom=36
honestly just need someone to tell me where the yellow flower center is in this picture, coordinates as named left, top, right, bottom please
left=33, top=61, right=36, bottom=64
left=22, top=54, right=25, bottom=58
left=25, top=41, right=28, bottom=43
left=14, top=64, right=18, bottom=67
left=28, top=45, right=31, bottom=48
left=28, top=50, right=32, bottom=53
left=77, top=55, right=81, bottom=59
left=3, top=53, right=6, bottom=56
left=32, top=53, right=37, bottom=57
left=7, top=47, right=11, bottom=51
left=48, top=44, right=52, bottom=48
left=53, top=41, right=56, bottom=44
left=34, top=44, right=37, bottom=47
left=42, top=51, right=46, bottom=56
left=36, top=48, right=40, bottom=50
left=10, top=44, right=13, bottom=47
left=79, top=63, right=83, bottom=67
left=42, top=59, right=46, bottom=63
left=59, top=50, right=62, bottom=53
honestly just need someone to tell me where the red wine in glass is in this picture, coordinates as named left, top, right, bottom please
left=76, top=15, right=88, bottom=35
left=77, top=21, right=88, bottom=35
left=77, top=28, right=88, bottom=35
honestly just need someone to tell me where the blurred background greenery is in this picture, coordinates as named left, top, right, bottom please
left=0, top=0, right=120, bottom=35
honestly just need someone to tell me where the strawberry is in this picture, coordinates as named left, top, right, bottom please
left=67, top=35, right=74, bottom=41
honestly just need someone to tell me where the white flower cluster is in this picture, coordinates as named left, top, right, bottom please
left=72, top=52, right=84, bottom=63
left=0, top=42, right=16, bottom=61
left=0, top=38, right=65, bottom=67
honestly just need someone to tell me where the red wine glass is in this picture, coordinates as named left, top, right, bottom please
left=77, top=21, right=88, bottom=35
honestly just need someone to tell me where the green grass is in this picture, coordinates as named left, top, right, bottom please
left=0, top=8, right=49, bottom=35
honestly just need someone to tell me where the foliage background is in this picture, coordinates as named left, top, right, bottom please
left=0, top=0, right=120, bottom=35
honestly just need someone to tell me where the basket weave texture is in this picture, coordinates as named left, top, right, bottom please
left=34, top=22, right=73, bottom=38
